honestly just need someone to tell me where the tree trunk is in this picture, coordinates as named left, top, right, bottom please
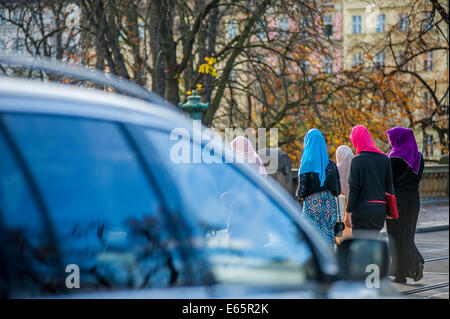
left=152, top=0, right=179, bottom=105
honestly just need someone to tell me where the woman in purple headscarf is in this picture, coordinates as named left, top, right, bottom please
left=385, top=127, right=425, bottom=284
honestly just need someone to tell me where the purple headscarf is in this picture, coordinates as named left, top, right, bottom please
left=386, top=127, right=421, bottom=174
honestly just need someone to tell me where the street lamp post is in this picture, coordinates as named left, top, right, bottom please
left=178, top=90, right=209, bottom=121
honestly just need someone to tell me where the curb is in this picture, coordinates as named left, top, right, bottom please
left=416, top=224, right=449, bottom=233
left=380, top=224, right=449, bottom=237
left=420, top=198, right=449, bottom=206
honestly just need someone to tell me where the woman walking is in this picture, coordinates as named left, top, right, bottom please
left=385, top=127, right=425, bottom=283
left=231, top=136, right=267, bottom=175
left=335, top=145, right=354, bottom=243
left=346, top=125, right=395, bottom=238
left=296, top=129, right=341, bottom=248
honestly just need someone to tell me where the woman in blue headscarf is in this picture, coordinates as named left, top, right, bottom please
left=295, top=129, right=341, bottom=248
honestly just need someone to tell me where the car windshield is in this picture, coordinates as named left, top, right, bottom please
left=144, top=128, right=318, bottom=286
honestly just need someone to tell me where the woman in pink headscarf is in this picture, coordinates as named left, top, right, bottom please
left=230, top=136, right=267, bottom=175
left=346, top=125, right=395, bottom=238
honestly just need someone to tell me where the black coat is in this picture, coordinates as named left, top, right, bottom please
left=386, top=154, right=425, bottom=278
left=347, top=151, right=395, bottom=231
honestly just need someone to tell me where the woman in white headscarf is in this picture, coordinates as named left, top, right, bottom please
left=230, top=136, right=267, bottom=175
left=335, top=145, right=354, bottom=243
left=227, top=136, right=269, bottom=245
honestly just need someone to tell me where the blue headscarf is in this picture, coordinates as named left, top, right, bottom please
left=299, top=129, right=330, bottom=187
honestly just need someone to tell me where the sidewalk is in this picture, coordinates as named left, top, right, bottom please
left=390, top=230, right=449, bottom=299
left=380, top=201, right=449, bottom=234
left=416, top=201, right=449, bottom=230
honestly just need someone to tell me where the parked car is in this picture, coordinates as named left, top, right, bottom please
left=0, top=57, right=396, bottom=298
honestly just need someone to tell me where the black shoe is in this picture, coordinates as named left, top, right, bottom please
left=413, top=263, right=424, bottom=282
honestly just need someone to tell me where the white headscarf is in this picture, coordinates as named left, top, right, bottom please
left=230, top=136, right=267, bottom=175
left=336, top=145, right=354, bottom=198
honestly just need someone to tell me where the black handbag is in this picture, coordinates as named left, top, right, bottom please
left=334, top=199, right=345, bottom=237
left=334, top=174, right=345, bottom=237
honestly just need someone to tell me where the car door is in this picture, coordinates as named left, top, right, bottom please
left=0, top=121, right=63, bottom=298
left=0, top=111, right=202, bottom=297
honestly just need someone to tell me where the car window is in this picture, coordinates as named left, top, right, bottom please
left=2, top=114, right=190, bottom=295
left=144, top=129, right=318, bottom=285
left=0, top=128, right=61, bottom=298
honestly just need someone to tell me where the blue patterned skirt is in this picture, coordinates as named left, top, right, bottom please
left=302, top=190, right=337, bottom=248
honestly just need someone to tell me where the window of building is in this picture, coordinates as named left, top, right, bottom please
left=398, top=51, right=408, bottom=70
left=256, top=19, right=266, bottom=40
left=299, top=15, right=313, bottom=30
left=300, top=59, right=311, bottom=80
left=13, top=39, right=24, bottom=55
left=256, top=54, right=266, bottom=64
left=323, top=55, right=333, bottom=73
left=13, top=10, right=21, bottom=23
left=279, top=17, right=289, bottom=31
left=352, top=16, right=362, bottom=34
left=376, top=14, right=385, bottom=33
left=422, top=11, right=434, bottom=31
left=42, top=8, right=53, bottom=26
left=323, top=15, right=333, bottom=36
left=374, top=51, right=385, bottom=69
left=352, top=52, right=362, bottom=68
left=138, top=23, right=145, bottom=40
left=398, top=14, right=409, bottom=32
left=230, top=69, right=237, bottom=81
left=227, top=19, right=238, bottom=40
left=423, top=51, right=433, bottom=71
left=0, top=9, right=4, bottom=24
left=423, top=91, right=432, bottom=107
left=423, top=134, right=433, bottom=158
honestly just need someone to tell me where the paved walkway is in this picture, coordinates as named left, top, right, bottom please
left=379, top=202, right=448, bottom=298
left=417, top=201, right=449, bottom=229
left=380, top=202, right=448, bottom=234
left=390, top=230, right=449, bottom=299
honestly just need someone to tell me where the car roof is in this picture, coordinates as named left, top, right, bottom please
left=0, top=76, right=190, bottom=130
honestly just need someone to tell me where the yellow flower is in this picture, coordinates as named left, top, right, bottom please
left=199, top=62, right=217, bottom=77
left=187, top=91, right=192, bottom=96
left=196, top=84, right=202, bottom=91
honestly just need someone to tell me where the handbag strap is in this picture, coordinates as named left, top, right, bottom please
left=335, top=165, right=342, bottom=222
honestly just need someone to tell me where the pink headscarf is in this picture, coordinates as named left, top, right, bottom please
left=350, top=125, right=385, bottom=155
left=230, top=136, right=267, bottom=175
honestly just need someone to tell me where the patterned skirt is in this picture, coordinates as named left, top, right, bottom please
left=302, top=190, right=337, bottom=248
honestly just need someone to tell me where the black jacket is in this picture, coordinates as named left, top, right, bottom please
left=296, top=160, right=341, bottom=200
left=347, top=151, right=395, bottom=213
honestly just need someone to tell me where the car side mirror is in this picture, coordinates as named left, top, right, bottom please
left=336, top=238, right=389, bottom=281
